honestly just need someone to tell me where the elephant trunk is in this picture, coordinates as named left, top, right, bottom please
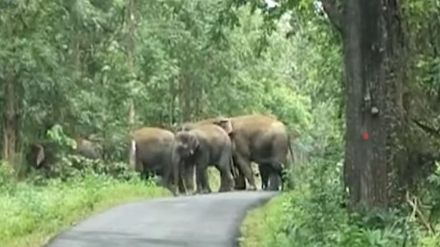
left=229, top=156, right=238, bottom=178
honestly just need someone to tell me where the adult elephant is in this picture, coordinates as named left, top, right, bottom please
left=173, top=123, right=235, bottom=194
left=131, top=127, right=180, bottom=195
left=73, top=137, right=102, bottom=160
left=26, top=143, right=49, bottom=169
left=182, top=114, right=294, bottom=191
left=25, top=136, right=101, bottom=170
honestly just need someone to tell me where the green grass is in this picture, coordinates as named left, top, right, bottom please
left=208, top=163, right=262, bottom=192
left=0, top=173, right=170, bottom=247
left=238, top=194, right=288, bottom=247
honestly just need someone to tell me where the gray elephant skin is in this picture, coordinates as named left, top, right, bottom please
left=26, top=136, right=101, bottom=170
left=131, top=127, right=180, bottom=195
left=173, top=123, right=235, bottom=194
left=74, top=137, right=102, bottom=160
left=182, top=114, right=294, bottom=191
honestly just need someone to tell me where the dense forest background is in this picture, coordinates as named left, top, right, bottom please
left=0, top=0, right=321, bottom=167
left=1, top=0, right=440, bottom=246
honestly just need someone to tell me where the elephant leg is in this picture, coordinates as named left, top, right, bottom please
left=259, top=163, right=270, bottom=190
left=218, top=168, right=235, bottom=192
left=234, top=153, right=257, bottom=191
left=178, top=164, right=194, bottom=195
left=183, top=165, right=195, bottom=194
left=162, top=165, right=179, bottom=196
left=233, top=156, right=246, bottom=190
left=178, top=174, right=187, bottom=194
left=142, top=169, right=154, bottom=181
left=234, top=172, right=246, bottom=190
left=195, top=167, right=203, bottom=193
left=266, top=160, right=285, bottom=191
left=202, top=167, right=211, bottom=193
left=268, top=172, right=282, bottom=191
left=217, top=156, right=235, bottom=192
left=137, top=161, right=149, bottom=180
left=271, top=137, right=289, bottom=191
left=196, top=166, right=211, bottom=194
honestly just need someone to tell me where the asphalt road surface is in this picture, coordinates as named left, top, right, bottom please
left=45, top=191, right=278, bottom=247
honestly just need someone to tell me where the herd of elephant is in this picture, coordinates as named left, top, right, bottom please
left=132, top=114, right=295, bottom=196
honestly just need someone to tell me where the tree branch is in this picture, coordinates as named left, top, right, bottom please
left=320, top=0, right=343, bottom=34
left=413, top=119, right=440, bottom=138
left=406, top=192, right=434, bottom=234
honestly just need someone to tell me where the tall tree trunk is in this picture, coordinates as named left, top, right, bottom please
left=126, top=0, right=137, bottom=169
left=179, top=74, right=192, bottom=122
left=3, top=73, right=18, bottom=163
left=341, top=0, right=405, bottom=209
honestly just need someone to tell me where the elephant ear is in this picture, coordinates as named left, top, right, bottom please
left=192, top=133, right=200, bottom=154
left=35, top=144, right=45, bottom=167
left=28, top=143, right=45, bottom=168
left=187, top=133, right=200, bottom=155
left=214, top=118, right=233, bottom=135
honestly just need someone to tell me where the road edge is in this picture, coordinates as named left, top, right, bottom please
left=232, top=192, right=279, bottom=247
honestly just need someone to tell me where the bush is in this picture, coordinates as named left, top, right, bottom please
left=0, top=168, right=169, bottom=247
left=241, top=159, right=440, bottom=247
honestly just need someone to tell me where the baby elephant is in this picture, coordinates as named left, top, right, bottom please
left=174, top=124, right=235, bottom=194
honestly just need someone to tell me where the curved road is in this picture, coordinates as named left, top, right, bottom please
left=45, top=191, right=277, bottom=247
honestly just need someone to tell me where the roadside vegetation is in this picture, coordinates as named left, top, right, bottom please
left=2, top=0, right=440, bottom=247
left=237, top=0, right=440, bottom=246
left=0, top=160, right=169, bottom=247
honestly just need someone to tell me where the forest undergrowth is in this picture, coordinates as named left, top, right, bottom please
left=0, top=159, right=169, bottom=247
left=1, top=1, right=440, bottom=246
left=240, top=155, right=440, bottom=247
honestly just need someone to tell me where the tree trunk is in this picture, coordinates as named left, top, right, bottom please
left=126, top=0, right=137, bottom=169
left=3, top=73, right=18, bottom=163
left=128, top=102, right=136, bottom=169
left=179, top=74, right=192, bottom=122
left=342, top=0, right=405, bottom=209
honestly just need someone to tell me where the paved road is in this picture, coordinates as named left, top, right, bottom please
left=45, top=191, right=277, bottom=247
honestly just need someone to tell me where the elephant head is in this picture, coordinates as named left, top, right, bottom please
left=73, top=137, right=102, bottom=160
left=27, top=143, right=46, bottom=169
left=175, top=131, right=200, bottom=159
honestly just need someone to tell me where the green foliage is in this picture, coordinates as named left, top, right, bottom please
left=46, top=124, right=76, bottom=150
left=2, top=0, right=440, bottom=246
left=0, top=170, right=168, bottom=247
left=241, top=159, right=440, bottom=247
left=234, top=1, right=440, bottom=244
left=35, top=124, right=136, bottom=181
left=0, top=0, right=315, bottom=164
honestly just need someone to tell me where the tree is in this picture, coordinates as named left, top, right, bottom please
left=126, top=0, right=137, bottom=169
left=226, top=0, right=407, bottom=209
left=318, top=0, right=406, bottom=209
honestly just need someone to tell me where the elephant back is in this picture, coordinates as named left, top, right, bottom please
left=132, top=127, right=175, bottom=173
left=132, top=127, right=175, bottom=144
left=191, top=124, right=231, bottom=145
left=229, top=114, right=283, bottom=138
left=132, top=127, right=175, bottom=158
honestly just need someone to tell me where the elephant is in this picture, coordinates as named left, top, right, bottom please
left=131, top=127, right=180, bottom=195
left=182, top=114, right=294, bottom=191
left=73, top=137, right=102, bottom=160
left=258, top=163, right=283, bottom=190
left=26, top=143, right=47, bottom=169
left=178, top=117, right=237, bottom=191
left=173, top=123, right=235, bottom=194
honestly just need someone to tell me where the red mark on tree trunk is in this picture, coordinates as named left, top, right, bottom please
left=362, top=131, right=369, bottom=141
